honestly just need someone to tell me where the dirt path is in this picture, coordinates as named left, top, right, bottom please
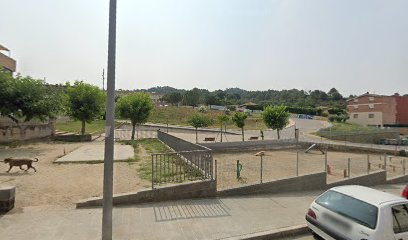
left=0, top=142, right=149, bottom=211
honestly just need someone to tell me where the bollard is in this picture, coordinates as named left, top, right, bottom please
left=367, top=154, right=370, bottom=174
left=297, top=152, right=299, bottom=176
left=393, top=166, right=396, bottom=172
left=343, top=169, right=348, bottom=178
left=404, top=159, right=406, bottom=175
left=327, top=165, right=332, bottom=175
left=348, top=158, right=351, bottom=178
left=236, top=160, right=243, bottom=179
left=215, top=160, right=218, bottom=181
left=384, top=154, right=387, bottom=170
left=260, top=155, right=263, bottom=183
left=324, top=151, right=328, bottom=173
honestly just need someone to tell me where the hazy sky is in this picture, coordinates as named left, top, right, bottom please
left=1, top=0, right=407, bottom=95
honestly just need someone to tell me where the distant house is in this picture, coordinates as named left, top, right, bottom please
left=148, top=92, right=165, bottom=105
left=347, top=92, right=408, bottom=134
left=0, top=44, right=16, bottom=72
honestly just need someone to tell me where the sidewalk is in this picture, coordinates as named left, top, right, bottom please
left=0, top=184, right=403, bottom=240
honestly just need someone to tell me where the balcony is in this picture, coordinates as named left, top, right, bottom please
left=0, top=45, right=16, bottom=72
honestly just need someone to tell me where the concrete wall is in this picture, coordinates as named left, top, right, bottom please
left=328, top=170, right=387, bottom=188
left=0, top=122, right=54, bottom=143
left=53, top=134, right=92, bottom=142
left=217, top=172, right=327, bottom=197
left=0, top=186, right=15, bottom=212
left=387, top=174, right=408, bottom=184
left=77, top=180, right=217, bottom=208
left=157, top=130, right=210, bottom=152
left=299, top=141, right=400, bottom=155
left=202, top=139, right=298, bottom=153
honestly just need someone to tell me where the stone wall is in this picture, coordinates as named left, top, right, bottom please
left=77, top=180, right=217, bottom=208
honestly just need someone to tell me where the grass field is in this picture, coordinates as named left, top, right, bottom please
left=314, top=122, right=386, bottom=137
left=148, top=106, right=267, bottom=130
left=55, top=120, right=121, bottom=134
left=122, top=139, right=202, bottom=184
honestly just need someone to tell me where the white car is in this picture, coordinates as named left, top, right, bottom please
left=306, top=185, right=408, bottom=240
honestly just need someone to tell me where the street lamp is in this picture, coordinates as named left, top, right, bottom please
left=102, top=0, right=117, bottom=239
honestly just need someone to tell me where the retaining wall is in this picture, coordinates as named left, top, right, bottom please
left=327, top=170, right=387, bottom=188
left=217, top=172, right=327, bottom=197
left=202, top=139, right=298, bottom=153
left=299, top=141, right=400, bottom=155
left=157, top=130, right=210, bottom=152
left=77, top=180, right=217, bottom=208
left=387, top=175, right=408, bottom=184
left=0, top=123, right=54, bottom=143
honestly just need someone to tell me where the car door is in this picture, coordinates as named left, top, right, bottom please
left=392, top=203, right=408, bottom=240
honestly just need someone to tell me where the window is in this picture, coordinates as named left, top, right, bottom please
left=369, top=113, right=375, bottom=118
left=369, top=97, right=374, bottom=102
left=369, top=104, right=374, bottom=109
left=354, top=114, right=358, bottom=119
left=315, top=190, right=378, bottom=229
left=392, top=204, right=408, bottom=233
left=354, top=99, right=359, bottom=103
left=353, top=105, right=359, bottom=109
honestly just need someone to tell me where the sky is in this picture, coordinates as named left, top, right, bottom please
left=1, top=0, right=407, bottom=96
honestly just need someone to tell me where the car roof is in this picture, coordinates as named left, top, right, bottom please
left=330, top=185, right=407, bottom=207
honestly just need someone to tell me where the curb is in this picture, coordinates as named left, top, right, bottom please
left=219, top=224, right=309, bottom=240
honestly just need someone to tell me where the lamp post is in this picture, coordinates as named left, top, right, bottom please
left=102, top=0, right=117, bottom=239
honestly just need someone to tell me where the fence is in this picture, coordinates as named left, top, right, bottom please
left=214, top=149, right=326, bottom=190
left=151, top=150, right=213, bottom=188
left=213, top=145, right=408, bottom=190
left=152, top=131, right=214, bottom=188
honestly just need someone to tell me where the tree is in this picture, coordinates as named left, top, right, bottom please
left=217, top=114, right=230, bottom=142
left=328, top=88, right=343, bottom=101
left=66, top=81, right=105, bottom=135
left=188, top=114, right=214, bottom=143
left=0, top=70, right=64, bottom=122
left=261, top=105, right=290, bottom=139
left=116, top=92, right=154, bottom=140
left=163, top=92, right=183, bottom=106
left=232, top=112, right=248, bottom=141
left=183, top=88, right=200, bottom=107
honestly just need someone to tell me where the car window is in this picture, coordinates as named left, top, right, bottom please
left=392, top=204, right=408, bottom=233
left=316, top=190, right=378, bottom=229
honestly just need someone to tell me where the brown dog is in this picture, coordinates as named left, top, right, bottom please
left=3, top=157, right=38, bottom=173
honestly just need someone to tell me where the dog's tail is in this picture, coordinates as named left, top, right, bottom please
left=33, top=158, right=39, bottom=162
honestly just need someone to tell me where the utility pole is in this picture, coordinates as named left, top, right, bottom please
left=102, top=0, right=117, bottom=239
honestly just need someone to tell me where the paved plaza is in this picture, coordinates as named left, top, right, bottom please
left=55, top=143, right=134, bottom=163
left=0, top=184, right=404, bottom=240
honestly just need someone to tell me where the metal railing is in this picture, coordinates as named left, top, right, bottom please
left=151, top=150, right=213, bottom=188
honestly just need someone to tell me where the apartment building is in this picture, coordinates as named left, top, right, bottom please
left=347, top=93, right=408, bottom=133
left=0, top=44, right=16, bottom=72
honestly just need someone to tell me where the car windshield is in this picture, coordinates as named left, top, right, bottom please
left=316, top=190, right=378, bottom=229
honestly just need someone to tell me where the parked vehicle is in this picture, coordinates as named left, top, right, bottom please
left=306, top=185, right=408, bottom=240
left=402, top=185, right=408, bottom=199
